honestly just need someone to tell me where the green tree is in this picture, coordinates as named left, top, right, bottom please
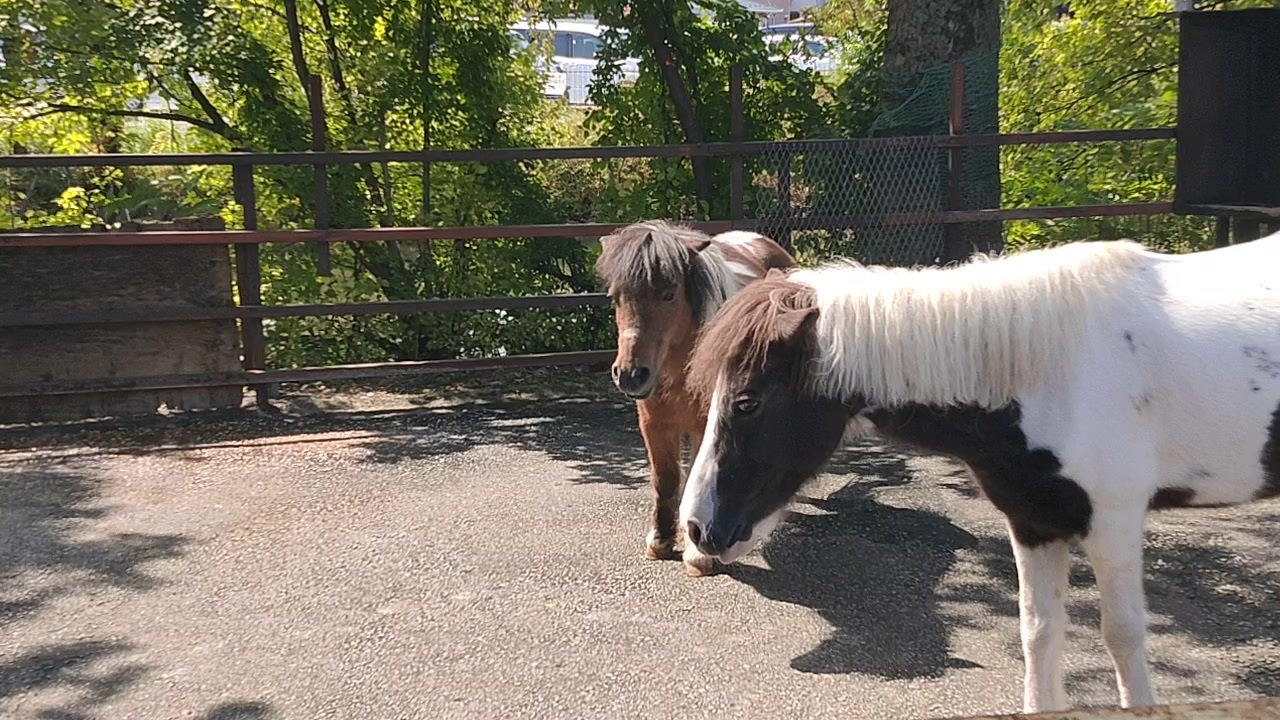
left=1, top=0, right=613, bottom=364
left=999, top=0, right=1272, bottom=253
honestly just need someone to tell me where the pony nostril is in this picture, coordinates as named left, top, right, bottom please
left=686, top=518, right=704, bottom=548
left=632, top=366, right=651, bottom=385
left=611, top=365, right=621, bottom=380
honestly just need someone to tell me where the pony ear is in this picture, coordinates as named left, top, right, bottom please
left=775, top=306, right=818, bottom=340
left=687, top=236, right=712, bottom=253
left=765, top=267, right=787, bottom=280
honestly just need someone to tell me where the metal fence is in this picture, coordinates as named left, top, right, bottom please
left=0, top=63, right=1188, bottom=406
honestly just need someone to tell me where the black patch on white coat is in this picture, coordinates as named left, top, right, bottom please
left=1259, top=400, right=1280, bottom=499
left=1245, top=346, right=1280, bottom=380
left=861, top=401, right=1093, bottom=548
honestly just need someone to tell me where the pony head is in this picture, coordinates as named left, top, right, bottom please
left=595, top=221, right=724, bottom=400
left=681, top=270, right=853, bottom=564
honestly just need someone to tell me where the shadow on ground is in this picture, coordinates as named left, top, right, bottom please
left=199, top=701, right=276, bottom=720
left=1, top=368, right=649, bottom=489
left=728, top=443, right=982, bottom=679
left=0, top=461, right=188, bottom=622
left=5, top=368, right=1280, bottom=698
left=0, top=453, right=189, bottom=716
left=0, top=640, right=146, bottom=720
left=934, top=498, right=1280, bottom=696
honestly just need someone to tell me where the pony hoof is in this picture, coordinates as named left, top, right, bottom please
left=682, top=547, right=723, bottom=577
left=645, top=533, right=679, bottom=561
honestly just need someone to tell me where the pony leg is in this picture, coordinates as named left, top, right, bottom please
left=638, top=406, right=684, bottom=561
left=1080, top=510, right=1156, bottom=708
left=680, top=424, right=722, bottom=577
left=1009, top=525, right=1071, bottom=713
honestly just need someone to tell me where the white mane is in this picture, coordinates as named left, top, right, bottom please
left=792, top=240, right=1153, bottom=408
left=693, top=241, right=749, bottom=323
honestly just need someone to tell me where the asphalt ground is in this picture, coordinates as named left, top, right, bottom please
left=2, top=368, right=1278, bottom=720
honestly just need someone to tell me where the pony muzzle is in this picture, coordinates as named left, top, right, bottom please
left=612, top=363, right=657, bottom=399
left=683, top=514, right=752, bottom=561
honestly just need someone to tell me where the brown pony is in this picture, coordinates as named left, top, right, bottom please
left=595, top=220, right=795, bottom=576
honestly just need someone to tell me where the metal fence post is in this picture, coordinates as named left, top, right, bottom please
left=777, top=152, right=792, bottom=251
left=1215, top=215, right=1231, bottom=247
left=943, top=61, right=968, bottom=264
left=1232, top=216, right=1262, bottom=243
left=232, top=162, right=273, bottom=407
left=308, top=73, right=332, bottom=276
left=729, top=63, right=745, bottom=225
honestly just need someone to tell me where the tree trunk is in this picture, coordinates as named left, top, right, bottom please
left=636, top=5, right=714, bottom=214
left=869, top=0, right=1002, bottom=264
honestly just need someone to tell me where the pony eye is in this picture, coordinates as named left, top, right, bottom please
left=732, top=397, right=760, bottom=415
left=661, top=289, right=677, bottom=303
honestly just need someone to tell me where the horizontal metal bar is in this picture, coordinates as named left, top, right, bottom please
left=947, top=127, right=1176, bottom=148
left=0, top=350, right=618, bottom=398
left=0, top=204, right=1175, bottom=250
left=1175, top=203, right=1280, bottom=219
left=942, top=201, right=1175, bottom=222
left=0, top=293, right=612, bottom=328
left=771, top=203, right=1174, bottom=232
left=0, top=221, right=737, bottom=248
left=0, top=128, right=1175, bottom=169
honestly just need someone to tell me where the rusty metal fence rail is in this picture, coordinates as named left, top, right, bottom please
left=0, top=67, right=1181, bottom=407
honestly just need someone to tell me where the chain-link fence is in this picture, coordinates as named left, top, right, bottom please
left=752, top=136, right=948, bottom=267
left=753, top=46, right=1002, bottom=267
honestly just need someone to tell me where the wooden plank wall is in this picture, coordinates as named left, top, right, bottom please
left=0, top=218, right=244, bottom=423
left=947, top=698, right=1279, bottom=720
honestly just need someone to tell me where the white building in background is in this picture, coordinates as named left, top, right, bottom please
left=744, top=0, right=828, bottom=25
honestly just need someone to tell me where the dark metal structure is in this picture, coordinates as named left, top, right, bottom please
left=1174, top=7, right=1280, bottom=244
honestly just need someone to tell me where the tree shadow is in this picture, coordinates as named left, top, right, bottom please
left=0, top=457, right=189, bottom=716
left=0, top=462, right=189, bottom=611
left=0, top=640, right=147, bottom=720
left=935, top=503, right=1280, bottom=701
left=1142, top=532, right=1280, bottom=649
left=0, top=368, right=651, bottom=489
left=727, top=441, right=983, bottom=679
left=347, top=393, right=650, bottom=487
left=199, top=701, right=277, bottom=720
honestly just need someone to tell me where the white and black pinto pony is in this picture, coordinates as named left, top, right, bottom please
left=680, top=231, right=1280, bottom=712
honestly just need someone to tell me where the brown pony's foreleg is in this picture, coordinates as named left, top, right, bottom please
left=638, top=403, right=684, bottom=561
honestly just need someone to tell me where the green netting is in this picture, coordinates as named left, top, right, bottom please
left=869, top=45, right=1001, bottom=138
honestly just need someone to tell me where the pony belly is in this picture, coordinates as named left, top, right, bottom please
left=1149, top=392, right=1280, bottom=507
left=1149, top=337, right=1280, bottom=506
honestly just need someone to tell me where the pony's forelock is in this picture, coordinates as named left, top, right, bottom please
left=594, top=220, right=699, bottom=292
left=595, top=220, right=743, bottom=322
left=687, top=274, right=818, bottom=402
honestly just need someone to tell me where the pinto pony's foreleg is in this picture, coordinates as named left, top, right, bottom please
left=638, top=406, right=684, bottom=561
left=1081, top=510, right=1156, bottom=708
left=679, top=425, right=722, bottom=578
left=1009, top=527, right=1072, bottom=713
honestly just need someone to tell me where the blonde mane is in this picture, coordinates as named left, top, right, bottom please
left=793, top=240, right=1153, bottom=408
